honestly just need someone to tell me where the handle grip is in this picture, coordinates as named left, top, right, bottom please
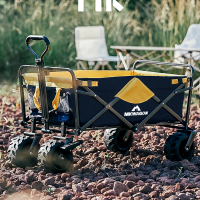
left=25, top=35, right=50, bottom=59
left=26, top=35, right=50, bottom=45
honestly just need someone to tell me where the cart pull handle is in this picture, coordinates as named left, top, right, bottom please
left=25, top=35, right=50, bottom=60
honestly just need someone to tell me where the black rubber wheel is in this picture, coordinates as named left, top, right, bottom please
left=103, top=128, right=133, bottom=153
left=38, top=140, right=74, bottom=173
left=164, top=132, right=195, bottom=161
left=7, top=135, right=39, bottom=168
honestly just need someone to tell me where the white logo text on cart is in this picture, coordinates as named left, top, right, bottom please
left=78, top=0, right=124, bottom=12
left=124, top=105, right=148, bottom=117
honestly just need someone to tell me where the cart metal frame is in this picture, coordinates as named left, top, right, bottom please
left=19, top=35, right=196, bottom=155
left=111, top=46, right=200, bottom=95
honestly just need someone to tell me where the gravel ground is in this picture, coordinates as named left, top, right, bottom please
left=0, top=92, right=200, bottom=200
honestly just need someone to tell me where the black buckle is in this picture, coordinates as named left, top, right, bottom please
left=88, top=80, right=92, bottom=87
left=178, top=78, right=183, bottom=84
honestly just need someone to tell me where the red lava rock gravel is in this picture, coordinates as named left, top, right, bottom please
left=1, top=91, right=200, bottom=199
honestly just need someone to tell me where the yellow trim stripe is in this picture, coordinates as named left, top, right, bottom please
left=23, top=70, right=187, bottom=90
left=77, top=80, right=98, bottom=87
left=172, top=78, right=188, bottom=84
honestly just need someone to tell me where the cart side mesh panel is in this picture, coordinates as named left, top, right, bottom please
left=57, top=91, right=70, bottom=113
left=27, top=85, right=37, bottom=110
left=26, top=85, right=56, bottom=119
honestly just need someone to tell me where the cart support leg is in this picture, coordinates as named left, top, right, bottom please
left=61, top=122, right=66, bottom=137
left=185, top=131, right=197, bottom=152
left=123, top=130, right=132, bottom=142
left=31, top=118, right=36, bottom=133
left=185, top=78, right=193, bottom=129
left=29, top=133, right=42, bottom=155
left=19, top=68, right=26, bottom=124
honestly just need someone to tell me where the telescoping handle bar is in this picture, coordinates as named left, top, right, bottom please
left=25, top=35, right=50, bottom=130
left=25, top=35, right=50, bottom=59
left=132, top=60, right=194, bottom=78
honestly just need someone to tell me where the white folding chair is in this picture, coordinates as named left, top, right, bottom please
left=75, top=26, right=127, bottom=70
left=174, top=24, right=200, bottom=94
left=174, top=24, right=200, bottom=63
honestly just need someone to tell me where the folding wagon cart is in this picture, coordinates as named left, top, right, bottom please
left=8, top=35, right=197, bottom=173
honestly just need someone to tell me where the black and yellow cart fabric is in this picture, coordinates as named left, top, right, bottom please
left=7, top=35, right=197, bottom=173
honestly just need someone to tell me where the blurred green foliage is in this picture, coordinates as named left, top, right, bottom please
left=0, top=0, right=200, bottom=82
